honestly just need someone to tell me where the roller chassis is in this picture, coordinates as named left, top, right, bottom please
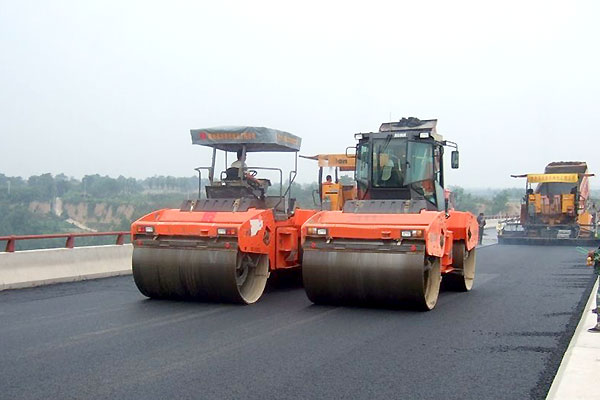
left=301, top=204, right=479, bottom=310
left=132, top=203, right=317, bottom=303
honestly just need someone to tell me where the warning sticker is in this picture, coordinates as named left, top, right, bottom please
left=249, top=219, right=263, bottom=237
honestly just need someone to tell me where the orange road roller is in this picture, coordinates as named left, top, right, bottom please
left=131, top=126, right=317, bottom=304
left=301, top=118, right=478, bottom=310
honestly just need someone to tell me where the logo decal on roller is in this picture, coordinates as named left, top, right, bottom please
left=249, top=219, right=263, bottom=236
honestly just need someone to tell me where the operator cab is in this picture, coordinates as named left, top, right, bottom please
left=350, top=118, right=459, bottom=213
left=187, top=126, right=301, bottom=217
left=212, top=150, right=272, bottom=201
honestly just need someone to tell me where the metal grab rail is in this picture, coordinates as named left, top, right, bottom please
left=0, top=231, right=130, bottom=253
left=194, top=166, right=215, bottom=199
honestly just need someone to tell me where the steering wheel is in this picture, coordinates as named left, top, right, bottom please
left=248, top=170, right=258, bottom=177
left=247, top=178, right=262, bottom=190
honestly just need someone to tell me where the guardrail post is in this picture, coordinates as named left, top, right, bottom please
left=65, top=235, right=75, bottom=249
left=6, top=237, right=15, bottom=252
left=116, top=234, right=125, bottom=245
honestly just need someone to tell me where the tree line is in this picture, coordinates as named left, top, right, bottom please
left=0, top=172, right=532, bottom=215
left=2, top=172, right=574, bottom=240
left=0, top=173, right=199, bottom=203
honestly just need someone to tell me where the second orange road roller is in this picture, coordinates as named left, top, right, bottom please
left=301, top=118, right=479, bottom=310
left=131, top=126, right=317, bottom=304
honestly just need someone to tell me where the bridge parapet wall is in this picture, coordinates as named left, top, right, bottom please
left=0, top=244, right=132, bottom=291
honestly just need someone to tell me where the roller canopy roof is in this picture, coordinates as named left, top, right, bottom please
left=190, top=126, right=301, bottom=152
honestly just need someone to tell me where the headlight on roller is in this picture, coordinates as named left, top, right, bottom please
left=136, top=226, right=154, bottom=234
left=401, top=230, right=424, bottom=239
left=217, top=227, right=237, bottom=236
left=307, top=227, right=328, bottom=236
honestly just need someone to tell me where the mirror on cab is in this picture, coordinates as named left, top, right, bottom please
left=346, top=146, right=357, bottom=157
left=451, top=150, right=459, bottom=169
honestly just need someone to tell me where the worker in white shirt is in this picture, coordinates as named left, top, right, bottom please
left=231, top=149, right=248, bottom=169
left=231, top=149, right=260, bottom=185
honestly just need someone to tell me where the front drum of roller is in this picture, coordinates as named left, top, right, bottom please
left=302, top=250, right=441, bottom=310
left=132, top=247, right=269, bottom=304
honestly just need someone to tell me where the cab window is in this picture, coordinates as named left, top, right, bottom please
left=406, top=141, right=437, bottom=204
left=406, top=141, right=434, bottom=184
left=356, top=143, right=370, bottom=182
left=371, top=138, right=406, bottom=187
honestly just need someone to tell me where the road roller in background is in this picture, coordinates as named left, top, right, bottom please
left=498, top=161, right=599, bottom=245
left=300, top=153, right=357, bottom=210
left=131, top=126, right=317, bottom=304
left=301, top=118, right=479, bottom=310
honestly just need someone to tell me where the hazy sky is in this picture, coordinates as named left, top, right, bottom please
left=1, top=0, right=599, bottom=187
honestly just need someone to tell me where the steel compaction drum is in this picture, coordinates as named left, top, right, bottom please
left=302, top=250, right=441, bottom=310
left=132, top=247, right=269, bottom=304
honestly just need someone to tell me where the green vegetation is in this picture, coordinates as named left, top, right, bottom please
left=449, top=187, right=520, bottom=215
left=0, top=173, right=200, bottom=250
left=1, top=171, right=550, bottom=250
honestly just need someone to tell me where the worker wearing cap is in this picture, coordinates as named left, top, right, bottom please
left=587, top=248, right=600, bottom=332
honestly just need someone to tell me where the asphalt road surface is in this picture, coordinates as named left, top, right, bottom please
left=0, top=245, right=595, bottom=400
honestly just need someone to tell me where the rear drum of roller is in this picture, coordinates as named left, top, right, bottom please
left=443, top=242, right=476, bottom=292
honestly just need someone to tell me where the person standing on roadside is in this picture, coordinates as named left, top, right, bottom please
left=477, top=212, right=486, bottom=245
left=587, top=248, right=600, bottom=332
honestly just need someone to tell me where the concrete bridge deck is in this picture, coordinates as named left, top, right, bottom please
left=0, top=244, right=595, bottom=400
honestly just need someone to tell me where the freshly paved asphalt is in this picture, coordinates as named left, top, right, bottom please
left=0, top=245, right=595, bottom=400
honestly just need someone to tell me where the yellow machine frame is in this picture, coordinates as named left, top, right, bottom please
left=509, top=171, right=594, bottom=230
left=301, top=153, right=356, bottom=210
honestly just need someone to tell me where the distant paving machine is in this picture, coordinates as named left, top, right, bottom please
left=131, top=126, right=317, bottom=304
left=301, top=118, right=479, bottom=310
left=498, top=161, right=599, bottom=245
left=300, top=153, right=357, bottom=210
